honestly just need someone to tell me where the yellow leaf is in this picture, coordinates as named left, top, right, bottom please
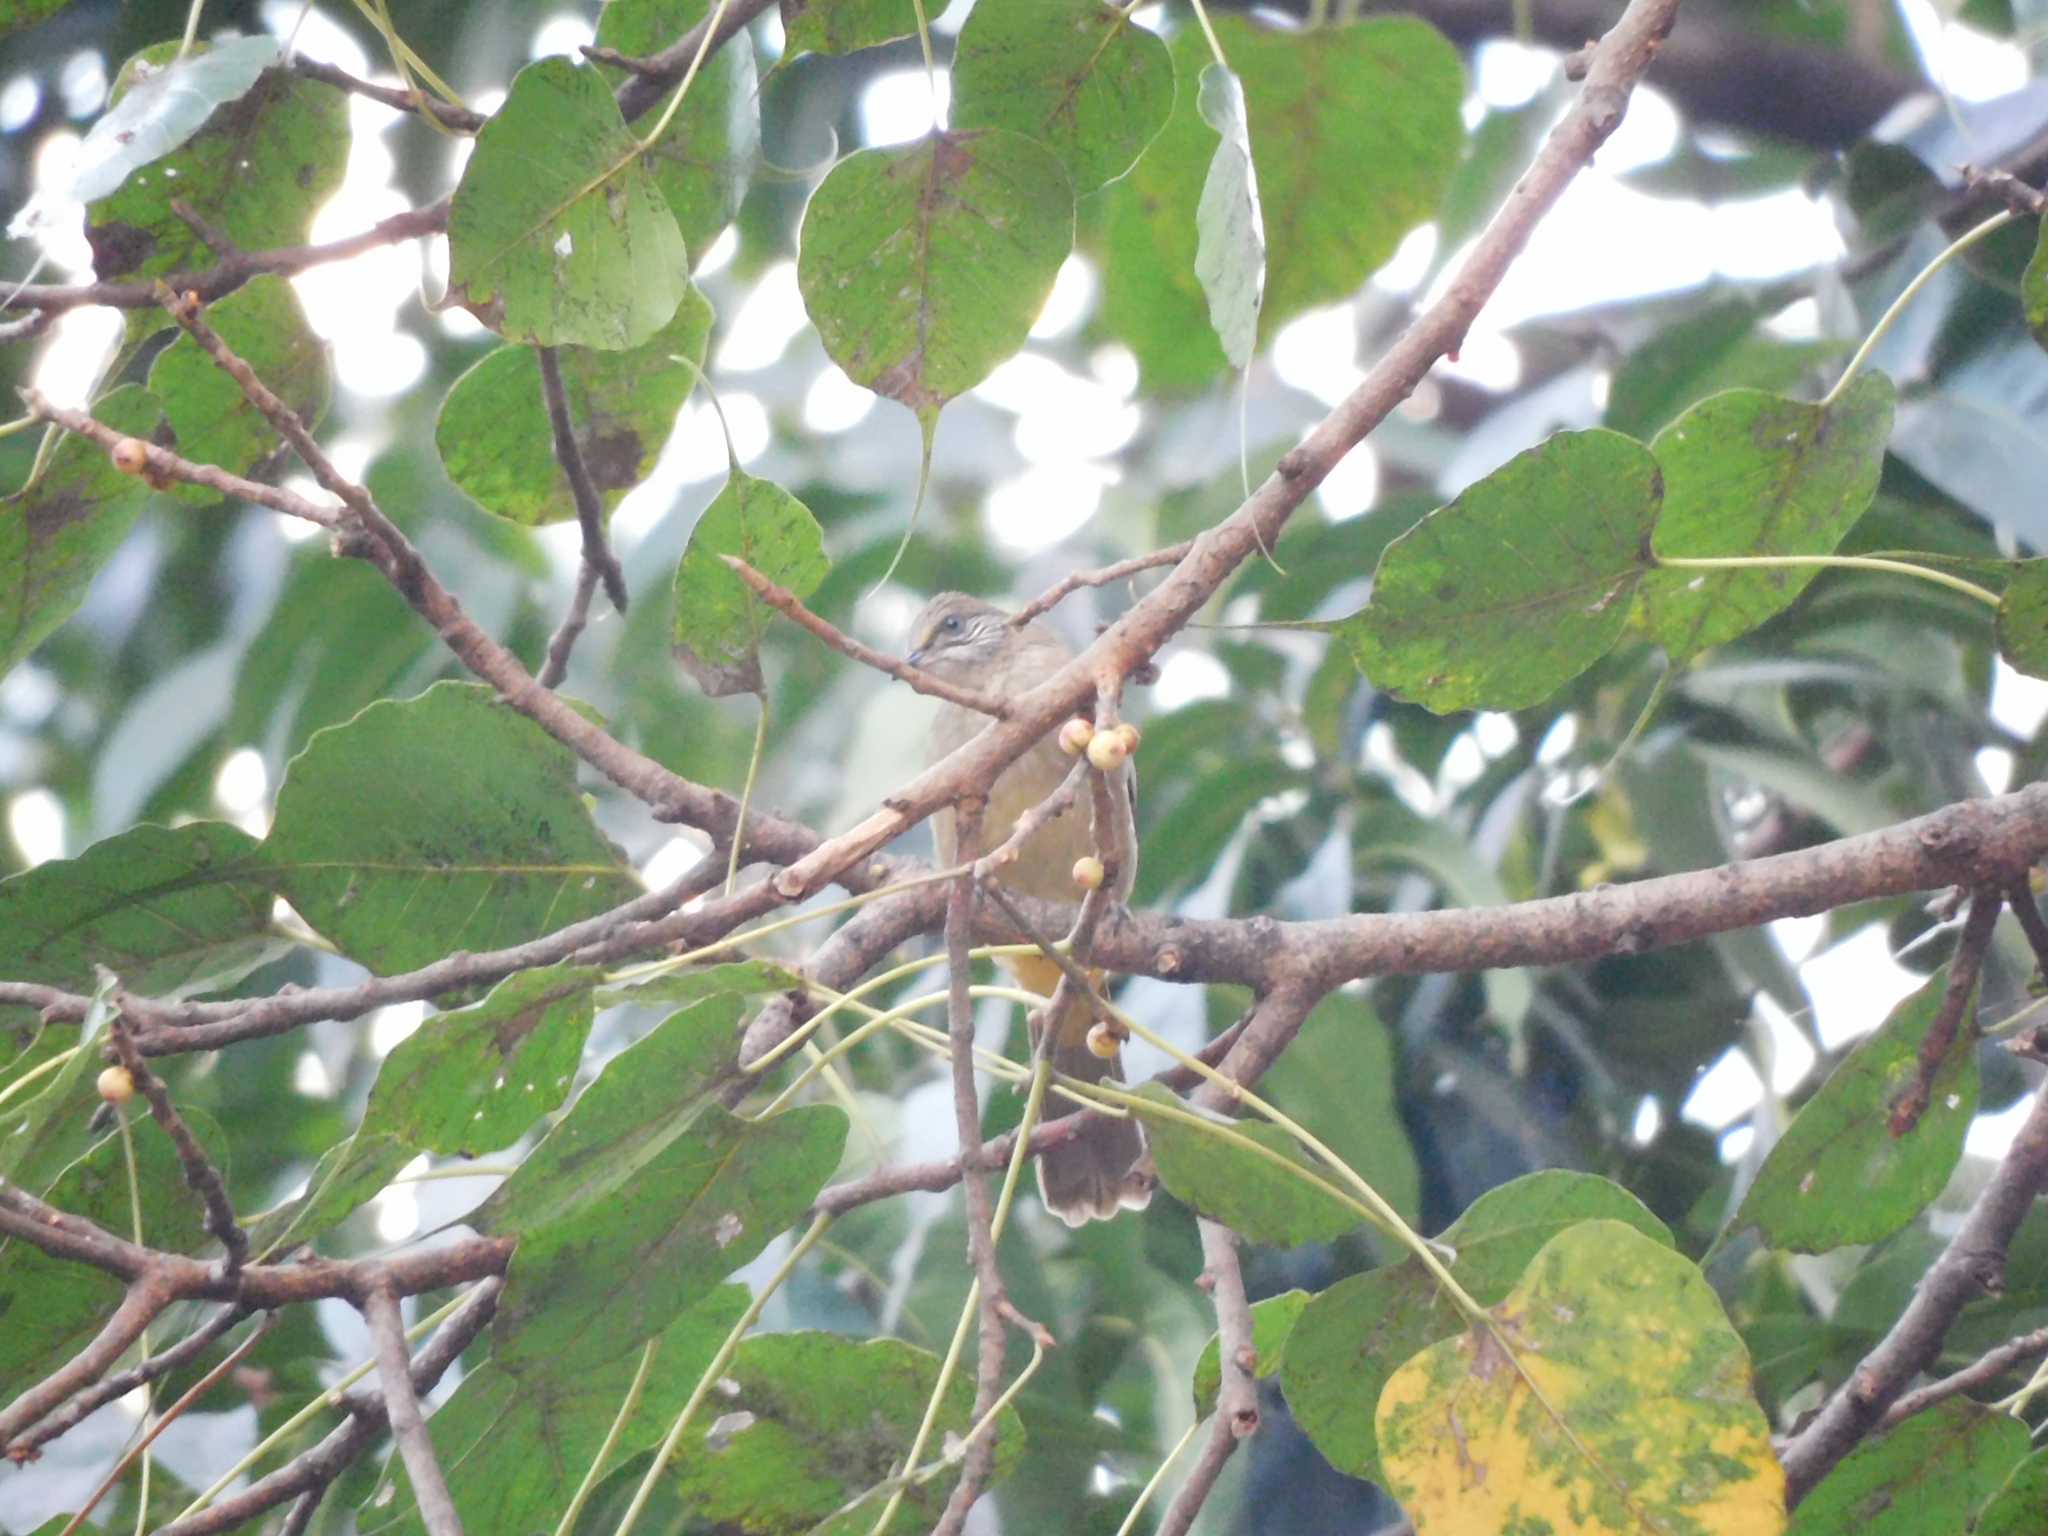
left=1376, top=1219, right=1785, bottom=1536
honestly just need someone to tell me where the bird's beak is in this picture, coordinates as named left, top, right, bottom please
left=906, top=646, right=927, bottom=668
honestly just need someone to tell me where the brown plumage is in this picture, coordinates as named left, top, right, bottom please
left=907, top=592, right=1150, bottom=1225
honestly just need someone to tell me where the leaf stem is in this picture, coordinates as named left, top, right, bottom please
left=725, top=697, right=768, bottom=897
left=1656, top=552, right=2002, bottom=608
left=0, top=1045, right=77, bottom=1110
left=1185, top=0, right=1231, bottom=70
left=1822, top=208, right=2012, bottom=409
left=551, top=1338, right=657, bottom=1536
left=1113, top=1419, right=1203, bottom=1536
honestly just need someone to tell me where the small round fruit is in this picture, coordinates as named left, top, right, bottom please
left=110, top=438, right=150, bottom=477
left=1085, top=1021, right=1121, bottom=1059
left=1086, top=731, right=1128, bottom=772
left=96, top=1066, right=135, bottom=1104
left=1072, top=855, right=1105, bottom=890
left=1057, top=718, right=1094, bottom=756
left=1114, top=722, right=1141, bottom=756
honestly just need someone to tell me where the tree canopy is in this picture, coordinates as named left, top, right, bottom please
left=5, top=0, right=2048, bottom=1534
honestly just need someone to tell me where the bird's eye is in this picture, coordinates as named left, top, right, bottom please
left=940, top=615, right=962, bottom=635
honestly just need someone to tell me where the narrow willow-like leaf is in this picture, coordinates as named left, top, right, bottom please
left=1193, top=64, right=1263, bottom=370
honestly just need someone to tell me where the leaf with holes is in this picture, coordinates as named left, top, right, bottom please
left=260, top=681, right=640, bottom=976
left=1640, top=373, right=1895, bottom=660
left=446, top=56, right=688, bottom=350
left=1332, top=430, right=1662, bottom=712
left=1735, top=966, right=1978, bottom=1254
left=1378, top=1221, right=1784, bottom=1536
left=672, top=470, right=828, bottom=696
left=797, top=128, right=1072, bottom=424
left=950, top=0, right=1173, bottom=194
left=437, top=285, right=711, bottom=526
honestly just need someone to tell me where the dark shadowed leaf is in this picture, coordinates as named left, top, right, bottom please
left=1131, top=1083, right=1358, bottom=1246
left=797, top=128, right=1073, bottom=422
left=437, top=285, right=711, bottom=526
left=261, top=681, right=640, bottom=975
left=1192, top=1289, right=1306, bottom=1417
left=1260, top=992, right=1420, bottom=1228
left=950, top=0, right=1173, bottom=194
left=1192, top=64, right=1262, bottom=369
left=1640, top=372, right=1895, bottom=661
left=0, top=385, right=161, bottom=680
left=658, top=1331, right=1025, bottom=1534
left=0, top=0, right=75, bottom=40
left=1788, top=1399, right=2025, bottom=1536
left=2025, top=213, right=2048, bottom=352
left=1333, top=429, right=1662, bottom=712
left=1282, top=1171, right=1670, bottom=1484
left=446, top=56, right=687, bottom=349
left=1735, top=966, right=1978, bottom=1254
left=672, top=470, right=828, bottom=696
left=1995, top=558, right=2048, bottom=678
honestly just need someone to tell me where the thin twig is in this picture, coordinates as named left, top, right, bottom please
left=288, top=55, right=486, bottom=131
left=7, top=1303, right=250, bottom=1459
left=2006, top=880, right=2048, bottom=977
left=1889, top=889, right=2000, bottom=1135
left=537, top=562, right=602, bottom=689
left=1012, top=541, right=1195, bottom=628
left=725, top=556, right=1008, bottom=717
left=537, top=346, right=630, bottom=615
left=108, top=1004, right=249, bottom=1271
left=361, top=1284, right=464, bottom=1536
left=1877, top=1324, right=2048, bottom=1431
left=1159, top=1222, right=1258, bottom=1536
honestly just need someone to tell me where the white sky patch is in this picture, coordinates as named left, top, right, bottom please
left=1967, top=1090, right=2038, bottom=1161
left=1630, top=1094, right=1662, bottom=1146
left=1535, top=713, right=1577, bottom=765
left=1898, top=0, right=2028, bottom=102
left=985, top=461, right=1114, bottom=551
left=370, top=1000, right=427, bottom=1058
left=1089, top=343, right=1140, bottom=400
left=1680, top=1045, right=1763, bottom=1132
left=804, top=364, right=877, bottom=434
left=214, top=747, right=269, bottom=817
left=1272, top=304, right=1363, bottom=406
left=1317, top=441, right=1379, bottom=521
left=1031, top=254, right=1095, bottom=339
left=860, top=68, right=949, bottom=145
left=716, top=260, right=807, bottom=372
left=1474, top=39, right=1554, bottom=109
left=292, top=1049, right=332, bottom=1097
left=1373, top=223, right=1438, bottom=295
left=1799, top=924, right=1922, bottom=1052
left=1770, top=913, right=1827, bottom=965
left=696, top=224, right=738, bottom=276
left=1752, top=991, right=1817, bottom=1095
left=1473, top=712, right=1517, bottom=757
left=0, top=75, right=39, bottom=132
left=1153, top=650, right=1229, bottom=711
left=531, top=11, right=597, bottom=59
left=642, top=832, right=712, bottom=890
left=374, top=1172, right=421, bottom=1243
left=1594, top=83, right=1679, bottom=174
left=1437, top=328, right=1521, bottom=393
left=6, top=788, right=63, bottom=867
left=1992, top=658, right=2048, bottom=737
left=977, top=352, right=1142, bottom=462
left=718, top=390, right=771, bottom=464
left=1978, top=746, right=2014, bottom=794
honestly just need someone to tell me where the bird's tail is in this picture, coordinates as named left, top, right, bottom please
left=1006, top=952, right=1152, bottom=1227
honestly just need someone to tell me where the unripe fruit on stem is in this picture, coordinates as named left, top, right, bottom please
left=97, top=1066, right=135, bottom=1104
left=1086, top=1021, right=1121, bottom=1059
left=1114, top=722, right=1140, bottom=756
left=110, top=438, right=150, bottom=477
left=1057, top=718, right=1094, bottom=756
left=1086, top=730, right=1127, bottom=773
left=1072, top=855, right=1105, bottom=890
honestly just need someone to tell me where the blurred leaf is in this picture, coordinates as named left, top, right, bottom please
left=1996, top=558, right=2048, bottom=678
left=1978, top=1446, right=2048, bottom=1536
left=1377, top=1222, right=1784, bottom=1536
left=446, top=57, right=687, bottom=349
left=1334, top=429, right=1661, bottom=712
left=1191, top=1289, right=1305, bottom=1417
left=70, top=35, right=279, bottom=202
left=1736, top=967, right=1978, bottom=1254
left=482, top=994, right=846, bottom=1366
left=597, top=957, right=802, bottom=1009
left=1788, top=1399, right=2025, bottom=1535
left=1192, top=64, right=1262, bottom=370
left=1605, top=297, right=1843, bottom=442
left=950, top=0, right=1173, bottom=194
left=1641, top=373, right=1896, bottom=662
left=1436, top=89, right=1559, bottom=251
left=1131, top=1083, right=1360, bottom=1246
left=672, top=469, right=829, bottom=696
left=360, top=1285, right=750, bottom=1536
left=261, top=681, right=640, bottom=975
left=149, top=275, right=330, bottom=504
left=658, top=1331, right=1026, bottom=1534
left=797, top=128, right=1073, bottom=422
left=595, top=0, right=758, bottom=263
left=1282, top=1170, right=1670, bottom=1484
left=0, top=0, right=74, bottom=38
left=1260, top=992, right=1420, bottom=1226
left=438, top=286, right=711, bottom=526
left=781, top=0, right=925, bottom=56
left=0, top=385, right=160, bottom=680
left=85, top=49, right=346, bottom=288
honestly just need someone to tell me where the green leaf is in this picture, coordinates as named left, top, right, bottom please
left=0, top=821, right=280, bottom=1036
left=1192, top=1289, right=1306, bottom=1418
left=1995, top=558, right=2048, bottom=678
left=1129, top=1083, right=1359, bottom=1246
left=0, top=0, right=76, bottom=40
left=1193, top=64, right=1262, bottom=370
left=595, top=0, right=758, bottom=262
left=1604, top=297, right=1845, bottom=442
left=1735, top=966, right=1979, bottom=1254
left=1640, top=372, right=1896, bottom=661
left=1282, top=1170, right=1671, bottom=1484
left=1259, top=992, right=1421, bottom=1228
left=446, top=56, right=688, bottom=350
left=437, top=285, right=712, bottom=526
left=672, top=469, right=828, bottom=696
left=359, top=1285, right=750, bottom=1536
left=949, top=0, right=1173, bottom=195
left=261, top=681, right=641, bottom=975
left=1788, top=1399, right=2025, bottom=1536
left=1332, top=429, right=1662, bottom=712
left=1978, top=1446, right=2048, bottom=1536
left=2024, top=213, right=2048, bottom=352
left=71, top=35, right=280, bottom=202
left=482, top=995, right=847, bottom=1366
left=0, top=385, right=161, bottom=679
left=1377, top=1221, right=1784, bottom=1536
left=149, top=274, right=330, bottom=504
left=596, top=957, right=802, bottom=1010
left=85, top=50, right=346, bottom=288
left=656, top=1331, right=1026, bottom=1534
left=796, top=128, right=1073, bottom=421
left=780, top=0, right=925, bottom=57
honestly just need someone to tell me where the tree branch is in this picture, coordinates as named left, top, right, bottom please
left=108, top=1006, right=249, bottom=1271
left=1889, top=889, right=1999, bottom=1136
left=363, top=1283, right=464, bottom=1536
left=1158, top=1221, right=1259, bottom=1536
left=537, top=346, right=630, bottom=617
left=1877, top=1323, right=2048, bottom=1432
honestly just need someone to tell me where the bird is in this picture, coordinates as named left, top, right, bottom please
left=906, top=591, right=1151, bottom=1225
